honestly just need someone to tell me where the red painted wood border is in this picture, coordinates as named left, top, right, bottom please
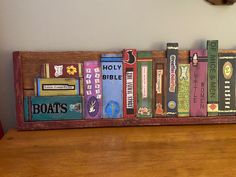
left=18, top=116, right=236, bottom=130
left=13, top=51, right=236, bottom=131
left=13, top=52, right=24, bottom=129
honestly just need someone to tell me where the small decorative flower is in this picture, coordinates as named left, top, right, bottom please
left=66, top=65, right=77, bottom=75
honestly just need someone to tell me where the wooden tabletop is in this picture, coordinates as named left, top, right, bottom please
left=1, top=125, right=236, bottom=177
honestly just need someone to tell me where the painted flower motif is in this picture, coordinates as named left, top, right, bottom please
left=66, top=65, right=77, bottom=75
left=138, top=107, right=151, bottom=115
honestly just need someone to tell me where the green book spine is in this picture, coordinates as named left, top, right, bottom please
left=178, top=64, right=190, bottom=117
left=137, top=53, right=153, bottom=118
left=207, top=40, right=219, bottom=116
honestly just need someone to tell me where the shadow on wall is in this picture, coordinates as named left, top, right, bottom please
left=0, top=51, right=16, bottom=133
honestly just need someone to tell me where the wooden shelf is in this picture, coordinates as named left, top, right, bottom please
left=17, top=116, right=236, bottom=130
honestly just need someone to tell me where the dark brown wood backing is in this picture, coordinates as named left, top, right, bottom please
left=13, top=50, right=236, bottom=130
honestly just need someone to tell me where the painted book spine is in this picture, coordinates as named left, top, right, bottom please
left=190, top=50, right=208, bottom=117
left=154, top=59, right=167, bottom=117
left=178, top=64, right=190, bottom=117
left=34, top=78, right=80, bottom=96
left=101, top=54, right=123, bottom=118
left=41, top=63, right=83, bottom=78
left=207, top=40, right=219, bottom=116
left=24, top=96, right=83, bottom=121
left=123, top=49, right=137, bottom=118
left=83, top=60, right=102, bottom=119
left=218, top=53, right=236, bottom=115
left=137, top=52, right=153, bottom=118
left=166, top=43, right=178, bottom=117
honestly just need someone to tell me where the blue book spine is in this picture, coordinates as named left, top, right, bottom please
left=101, top=56, right=123, bottom=118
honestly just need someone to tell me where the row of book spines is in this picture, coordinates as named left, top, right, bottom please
left=155, top=59, right=236, bottom=117
left=33, top=46, right=235, bottom=118
left=34, top=59, right=235, bottom=117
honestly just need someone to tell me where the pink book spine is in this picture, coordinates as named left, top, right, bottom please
left=190, top=50, right=208, bottom=117
left=83, top=61, right=102, bottom=119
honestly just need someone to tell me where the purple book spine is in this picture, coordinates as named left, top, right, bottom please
left=84, top=61, right=102, bottom=119
left=190, top=50, right=208, bottom=117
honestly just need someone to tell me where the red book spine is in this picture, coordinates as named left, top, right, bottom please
left=123, top=49, right=137, bottom=118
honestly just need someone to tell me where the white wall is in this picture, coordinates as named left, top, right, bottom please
left=0, top=0, right=236, bottom=131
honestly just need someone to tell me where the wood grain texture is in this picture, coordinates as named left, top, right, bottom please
left=17, top=116, right=236, bottom=130
left=1, top=125, right=236, bottom=177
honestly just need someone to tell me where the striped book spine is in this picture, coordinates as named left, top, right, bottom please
left=166, top=43, right=178, bottom=117
left=101, top=54, right=123, bottom=118
left=123, top=49, right=137, bottom=118
left=207, top=40, right=219, bottom=116
left=178, top=64, right=190, bottom=117
left=137, top=52, right=153, bottom=118
left=83, top=61, right=102, bottom=119
left=190, top=50, right=208, bottom=117
left=218, top=53, right=236, bottom=115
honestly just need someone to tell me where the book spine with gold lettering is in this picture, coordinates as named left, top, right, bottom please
left=218, top=53, right=236, bottom=115
left=137, top=52, right=153, bottom=118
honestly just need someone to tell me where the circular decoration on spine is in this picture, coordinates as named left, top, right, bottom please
left=168, top=101, right=176, bottom=109
left=105, top=101, right=120, bottom=118
left=223, top=61, right=233, bottom=80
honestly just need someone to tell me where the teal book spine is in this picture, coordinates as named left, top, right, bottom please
left=24, top=96, right=83, bottom=121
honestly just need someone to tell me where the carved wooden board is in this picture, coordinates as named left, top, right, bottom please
left=13, top=50, right=236, bottom=130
